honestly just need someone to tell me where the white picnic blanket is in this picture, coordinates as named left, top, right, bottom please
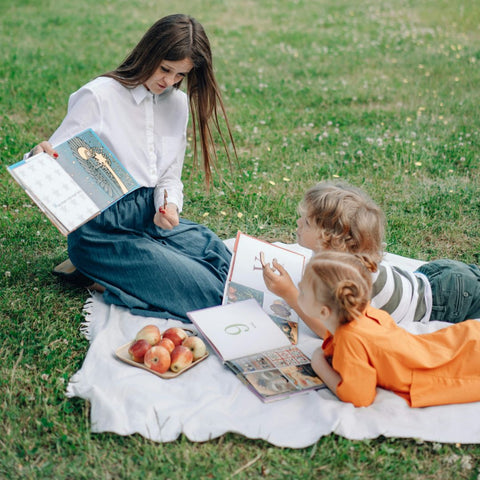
left=66, top=243, right=480, bottom=447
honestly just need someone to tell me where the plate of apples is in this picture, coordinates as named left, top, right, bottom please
left=115, top=325, right=209, bottom=378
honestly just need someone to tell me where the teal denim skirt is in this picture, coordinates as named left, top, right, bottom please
left=67, top=187, right=232, bottom=321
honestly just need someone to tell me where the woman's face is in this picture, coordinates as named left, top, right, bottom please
left=144, top=58, right=194, bottom=95
left=296, top=215, right=320, bottom=251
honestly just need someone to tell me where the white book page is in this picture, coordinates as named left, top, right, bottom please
left=11, top=154, right=99, bottom=232
left=230, top=233, right=305, bottom=291
left=188, top=299, right=291, bottom=362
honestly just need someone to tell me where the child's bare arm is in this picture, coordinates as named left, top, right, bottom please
left=310, top=347, right=341, bottom=395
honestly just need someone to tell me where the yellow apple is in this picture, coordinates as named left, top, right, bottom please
left=135, top=324, right=161, bottom=346
left=182, top=336, right=207, bottom=361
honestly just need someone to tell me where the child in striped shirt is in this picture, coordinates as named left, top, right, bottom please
left=262, top=181, right=480, bottom=337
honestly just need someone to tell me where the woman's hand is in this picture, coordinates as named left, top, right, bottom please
left=262, top=258, right=298, bottom=305
left=29, top=141, right=58, bottom=158
left=153, top=203, right=179, bottom=230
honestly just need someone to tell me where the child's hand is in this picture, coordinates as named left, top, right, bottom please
left=262, top=255, right=329, bottom=339
left=262, top=258, right=297, bottom=305
left=154, top=204, right=179, bottom=230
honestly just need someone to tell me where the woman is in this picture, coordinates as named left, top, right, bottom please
left=28, top=14, right=236, bottom=321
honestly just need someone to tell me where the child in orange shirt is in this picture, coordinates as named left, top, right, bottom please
left=297, top=250, right=480, bottom=408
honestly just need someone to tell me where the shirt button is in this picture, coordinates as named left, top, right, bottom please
left=463, top=292, right=469, bottom=297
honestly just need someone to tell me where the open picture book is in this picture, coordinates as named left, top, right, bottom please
left=7, top=129, right=139, bottom=235
left=187, top=299, right=325, bottom=402
left=223, top=232, right=307, bottom=344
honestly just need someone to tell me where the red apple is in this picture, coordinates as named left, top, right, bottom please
left=170, top=345, right=193, bottom=373
left=162, top=327, right=188, bottom=347
left=135, top=324, right=161, bottom=346
left=157, top=337, right=175, bottom=354
left=128, top=339, right=151, bottom=363
left=144, top=345, right=171, bottom=374
left=182, top=336, right=207, bottom=361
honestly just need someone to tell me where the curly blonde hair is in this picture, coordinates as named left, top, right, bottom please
left=299, top=181, right=385, bottom=270
left=301, top=251, right=373, bottom=324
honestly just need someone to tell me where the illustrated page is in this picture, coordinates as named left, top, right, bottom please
left=10, top=154, right=99, bottom=233
left=222, top=232, right=306, bottom=344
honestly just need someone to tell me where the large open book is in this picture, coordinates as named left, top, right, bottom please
left=223, top=232, right=306, bottom=344
left=188, top=299, right=325, bottom=402
left=8, top=129, right=139, bottom=235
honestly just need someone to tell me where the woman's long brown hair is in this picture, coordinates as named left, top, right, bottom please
left=103, top=14, right=236, bottom=184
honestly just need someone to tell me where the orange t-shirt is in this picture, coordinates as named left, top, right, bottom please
left=322, top=306, right=480, bottom=408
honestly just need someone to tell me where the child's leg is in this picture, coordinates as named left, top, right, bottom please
left=416, top=259, right=480, bottom=322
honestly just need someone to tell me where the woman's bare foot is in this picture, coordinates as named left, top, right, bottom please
left=90, top=283, right=106, bottom=293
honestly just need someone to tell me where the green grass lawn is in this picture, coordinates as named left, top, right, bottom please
left=1, top=0, right=479, bottom=478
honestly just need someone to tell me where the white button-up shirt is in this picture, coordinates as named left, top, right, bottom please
left=49, top=76, right=188, bottom=212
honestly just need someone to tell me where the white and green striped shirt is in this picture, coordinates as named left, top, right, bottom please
left=370, top=261, right=432, bottom=324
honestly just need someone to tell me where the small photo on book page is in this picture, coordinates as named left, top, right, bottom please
left=187, top=299, right=291, bottom=362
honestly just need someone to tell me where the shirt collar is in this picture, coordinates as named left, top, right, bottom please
left=131, top=84, right=150, bottom=105
left=131, top=84, right=173, bottom=105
